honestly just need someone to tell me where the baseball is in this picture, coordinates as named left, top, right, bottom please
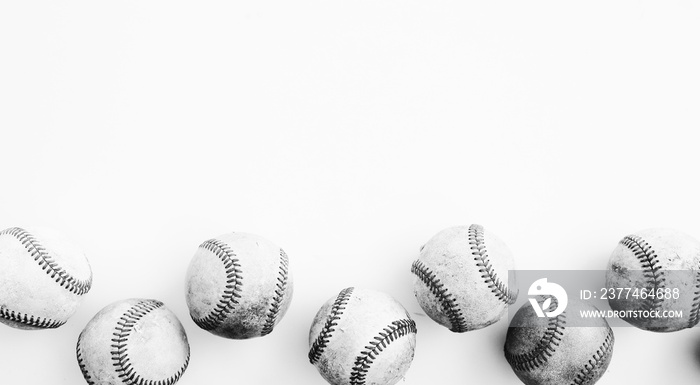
left=0, top=226, right=92, bottom=330
left=185, top=232, right=293, bottom=339
left=76, top=298, right=190, bottom=385
left=411, top=224, right=517, bottom=332
left=505, top=299, right=614, bottom=385
left=606, top=228, right=700, bottom=332
left=308, top=287, right=417, bottom=385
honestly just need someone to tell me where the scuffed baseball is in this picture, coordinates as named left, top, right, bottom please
left=0, top=226, right=92, bottom=330
left=505, top=299, right=614, bottom=385
left=606, top=228, right=700, bottom=332
left=76, top=298, right=190, bottom=385
left=185, top=232, right=294, bottom=339
left=308, top=287, right=417, bottom=385
left=411, top=224, right=517, bottom=332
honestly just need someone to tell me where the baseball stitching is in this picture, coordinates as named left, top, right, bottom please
left=410, top=260, right=467, bottom=332
left=261, top=248, right=290, bottom=336
left=688, top=270, right=700, bottom=328
left=191, top=239, right=243, bottom=330
left=468, top=224, right=518, bottom=304
left=619, top=235, right=665, bottom=311
left=570, top=328, right=614, bottom=385
left=308, top=287, right=354, bottom=364
left=0, top=306, right=65, bottom=329
left=111, top=300, right=190, bottom=385
left=0, top=227, right=92, bottom=295
left=76, top=330, right=95, bottom=385
left=348, top=319, right=417, bottom=385
left=505, top=298, right=566, bottom=372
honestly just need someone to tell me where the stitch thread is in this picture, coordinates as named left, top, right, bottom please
left=468, top=224, right=518, bottom=304
left=348, top=319, right=417, bottom=385
left=410, top=260, right=467, bottom=332
left=261, top=249, right=290, bottom=336
left=570, top=328, right=614, bottom=385
left=505, top=298, right=566, bottom=372
left=191, top=239, right=243, bottom=330
left=111, top=300, right=190, bottom=385
left=0, top=227, right=92, bottom=295
left=0, top=306, right=65, bottom=329
left=620, top=235, right=665, bottom=310
left=308, top=287, right=354, bottom=364
left=76, top=331, right=95, bottom=385
left=688, top=270, right=700, bottom=328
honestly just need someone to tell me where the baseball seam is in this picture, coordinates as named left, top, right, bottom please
left=76, top=331, right=96, bottom=385
left=261, top=248, right=290, bottom=336
left=0, top=305, right=65, bottom=329
left=468, top=224, right=518, bottom=304
left=348, top=319, right=417, bottom=385
left=308, top=287, right=354, bottom=364
left=410, top=260, right=467, bottom=332
left=0, top=227, right=92, bottom=296
left=688, top=270, right=700, bottom=328
left=620, top=235, right=665, bottom=311
left=111, top=300, right=190, bottom=385
left=191, top=239, right=243, bottom=330
left=570, top=328, right=614, bottom=385
left=505, top=298, right=566, bottom=372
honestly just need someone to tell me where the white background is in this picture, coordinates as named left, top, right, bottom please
left=1, top=1, right=700, bottom=384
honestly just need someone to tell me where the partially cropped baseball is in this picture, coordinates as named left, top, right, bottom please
left=308, top=287, right=417, bottom=385
left=606, top=228, right=700, bottom=332
left=185, top=232, right=293, bottom=339
left=77, top=298, right=190, bottom=385
left=0, top=226, right=92, bottom=330
left=411, top=224, right=517, bottom=332
left=505, top=299, right=614, bottom=385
